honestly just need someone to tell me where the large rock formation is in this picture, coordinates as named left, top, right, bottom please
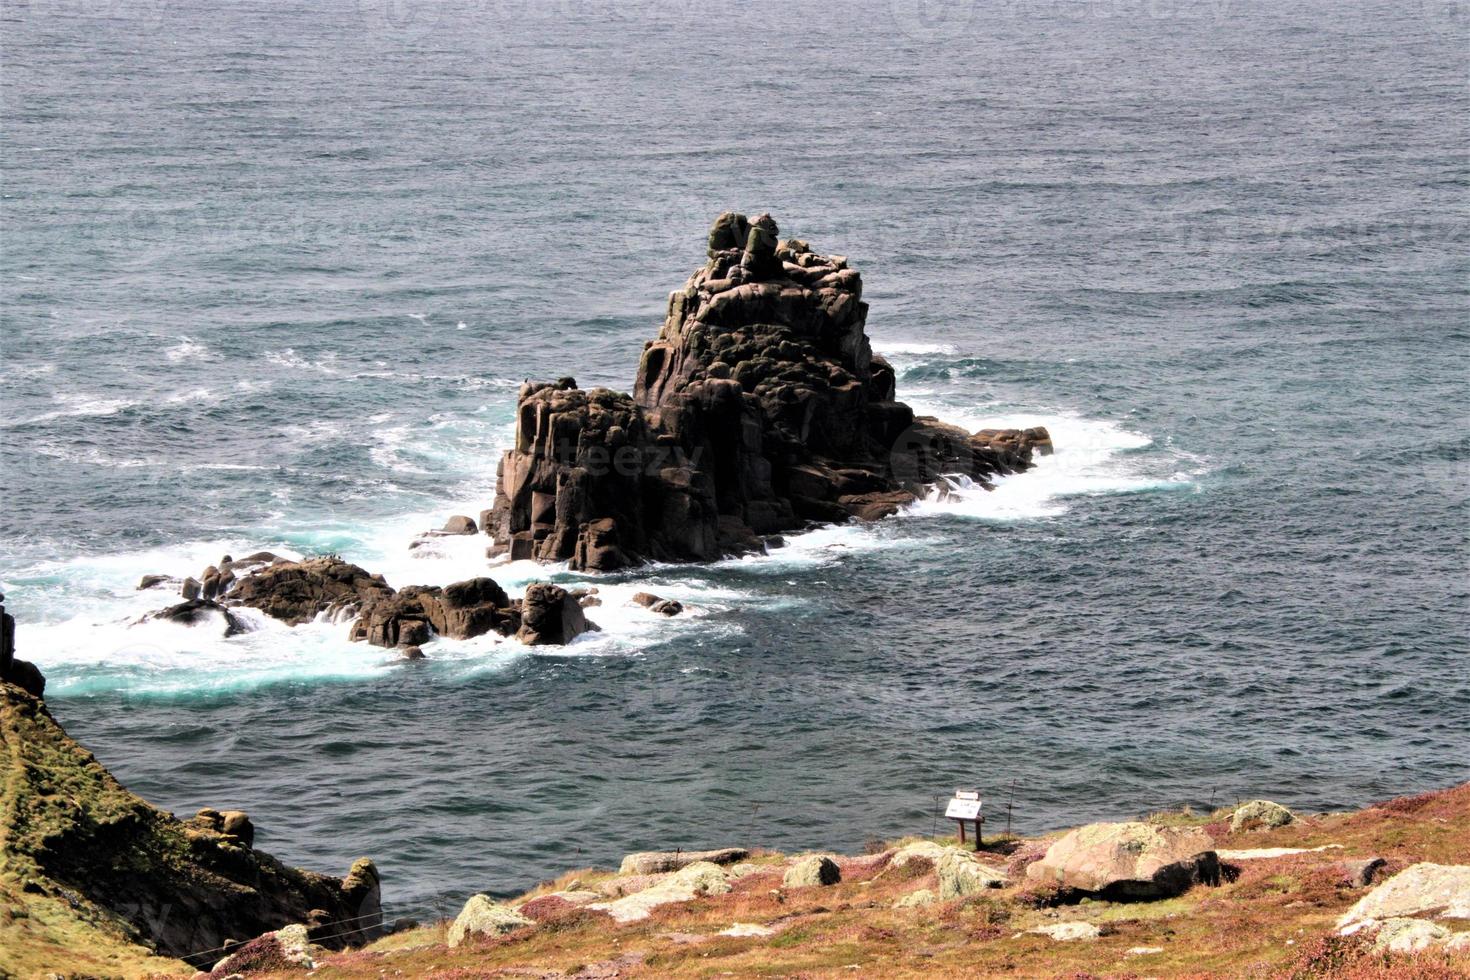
left=0, top=651, right=381, bottom=972
left=488, top=213, right=1051, bottom=571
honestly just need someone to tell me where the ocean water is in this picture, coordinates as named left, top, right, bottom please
left=2, top=0, right=1467, bottom=920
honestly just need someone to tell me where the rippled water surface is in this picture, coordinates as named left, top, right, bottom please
left=2, top=0, right=1467, bottom=917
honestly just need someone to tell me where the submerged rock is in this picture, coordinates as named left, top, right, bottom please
left=1025, top=822, right=1219, bottom=899
left=140, top=598, right=250, bottom=637
left=631, top=592, right=684, bottom=616
left=485, top=214, right=1051, bottom=572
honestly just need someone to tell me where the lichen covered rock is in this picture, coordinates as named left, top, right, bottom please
left=1025, top=822, right=1219, bottom=899
left=783, top=854, right=841, bottom=888
left=447, top=894, right=534, bottom=947
left=1230, top=799, right=1295, bottom=832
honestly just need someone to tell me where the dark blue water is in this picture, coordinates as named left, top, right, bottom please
left=2, top=0, right=1467, bottom=917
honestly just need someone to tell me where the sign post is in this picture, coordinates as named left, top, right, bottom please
left=944, top=789, right=983, bottom=851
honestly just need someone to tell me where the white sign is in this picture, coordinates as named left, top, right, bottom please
left=945, top=796, right=982, bottom=820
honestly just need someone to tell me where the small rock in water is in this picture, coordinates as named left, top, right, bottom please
left=137, top=574, right=173, bottom=590
left=441, top=515, right=478, bottom=535
left=630, top=592, right=683, bottom=616
left=399, top=645, right=426, bottom=660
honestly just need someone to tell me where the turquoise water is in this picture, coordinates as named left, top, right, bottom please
left=2, top=0, right=1467, bottom=917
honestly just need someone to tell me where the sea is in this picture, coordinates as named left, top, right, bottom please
left=2, top=0, right=1467, bottom=920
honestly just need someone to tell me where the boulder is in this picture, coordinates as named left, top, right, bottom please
left=1028, top=922, right=1102, bottom=941
left=484, top=214, right=1053, bottom=572
left=399, top=645, right=426, bottom=660
left=619, top=847, right=749, bottom=875
left=142, top=599, right=250, bottom=637
left=1336, top=857, right=1388, bottom=888
left=888, top=840, right=948, bottom=868
left=137, top=574, right=173, bottom=590
left=442, top=515, right=478, bottom=535
left=1337, top=862, right=1470, bottom=934
left=588, top=861, right=733, bottom=923
left=936, top=850, right=1008, bottom=898
left=516, top=583, right=597, bottom=645
left=230, top=556, right=393, bottom=626
left=447, top=894, right=534, bottom=947
left=180, top=576, right=201, bottom=600
left=783, top=855, right=841, bottom=888
left=630, top=592, right=683, bottom=616
left=1025, top=822, right=1220, bottom=899
left=1229, top=799, right=1294, bottom=832
left=211, top=923, right=324, bottom=973
left=219, top=810, right=255, bottom=847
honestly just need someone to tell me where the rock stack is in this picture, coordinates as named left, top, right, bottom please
left=487, top=212, right=1051, bottom=571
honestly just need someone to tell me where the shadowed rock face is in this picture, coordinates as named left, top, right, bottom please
left=0, top=658, right=382, bottom=968
left=488, top=213, right=1052, bottom=572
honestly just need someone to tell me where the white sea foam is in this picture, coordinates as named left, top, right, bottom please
left=164, top=336, right=216, bottom=363
left=263, top=348, right=339, bottom=374
left=870, top=340, right=958, bottom=356
left=902, top=407, right=1199, bottom=521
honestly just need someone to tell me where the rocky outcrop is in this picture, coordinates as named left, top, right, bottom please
left=0, top=666, right=381, bottom=968
left=348, top=577, right=519, bottom=648
left=1337, top=862, right=1470, bottom=935
left=588, top=861, right=734, bottom=923
left=228, top=556, right=392, bottom=626
left=516, top=583, right=597, bottom=646
left=1025, top=822, right=1220, bottom=899
left=486, top=213, right=1052, bottom=572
